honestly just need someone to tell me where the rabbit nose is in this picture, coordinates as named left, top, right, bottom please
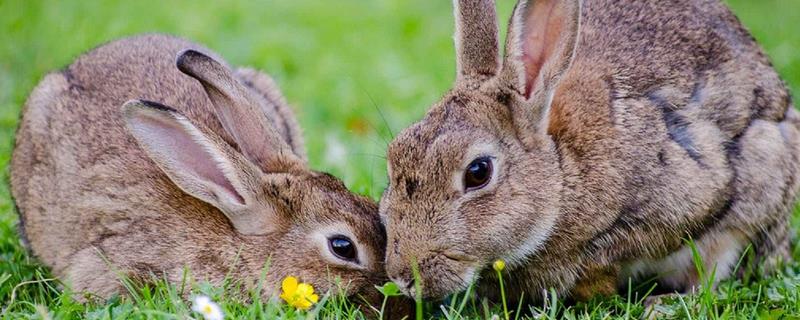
left=389, top=276, right=415, bottom=296
left=387, top=259, right=414, bottom=296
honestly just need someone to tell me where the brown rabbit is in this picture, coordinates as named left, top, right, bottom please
left=380, top=0, right=799, bottom=303
left=10, top=34, right=388, bottom=304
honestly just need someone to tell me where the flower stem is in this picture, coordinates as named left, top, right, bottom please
left=411, top=259, right=423, bottom=320
left=379, top=295, right=388, bottom=320
left=496, top=269, right=509, bottom=320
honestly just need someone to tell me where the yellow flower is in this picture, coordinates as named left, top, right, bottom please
left=493, top=259, right=506, bottom=272
left=279, top=276, right=319, bottom=310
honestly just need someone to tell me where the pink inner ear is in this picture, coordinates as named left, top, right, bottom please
left=136, top=113, right=245, bottom=205
left=521, top=0, right=566, bottom=98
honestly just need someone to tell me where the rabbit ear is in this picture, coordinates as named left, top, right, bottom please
left=176, top=49, right=304, bottom=173
left=453, top=0, right=501, bottom=84
left=123, top=100, right=279, bottom=235
left=499, top=0, right=581, bottom=142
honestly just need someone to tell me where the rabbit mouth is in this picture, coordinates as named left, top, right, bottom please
left=424, top=255, right=482, bottom=298
left=441, top=249, right=479, bottom=263
left=399, top=266, right=478, bottom=300
left=389, top=251, right=481, bottom=299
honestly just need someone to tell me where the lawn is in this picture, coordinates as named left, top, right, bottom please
left=2, top=0, right=800, bottom=319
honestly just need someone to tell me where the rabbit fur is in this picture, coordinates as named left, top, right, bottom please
left=10, top=34, right=389, bottom=304
left=380, top=0, right=799, bottom=302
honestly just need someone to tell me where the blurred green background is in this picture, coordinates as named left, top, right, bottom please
left=0, top=0, right=799, bottom=314
left=1, top=0, right=798, bottom=199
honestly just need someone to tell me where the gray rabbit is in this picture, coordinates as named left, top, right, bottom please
left=380, top=0, right=799, bottom=303
left=11, top=34, right=388, bottom=304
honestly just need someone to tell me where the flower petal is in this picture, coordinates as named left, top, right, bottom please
left=282, top=276, right=298, bottom=294
left=279, top=291, right=291, bottom=303
left=299, top=300, right=312, bottom=310
left=191, top=295, right=224, bottom=320
left=493, top=259, right=506, bottom=272
left=191, top=296, right=210, bottom=314
left=296, top=283, right=313, bottom=297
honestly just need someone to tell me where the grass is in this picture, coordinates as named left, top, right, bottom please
left=1, top=0, right=800, bottom=318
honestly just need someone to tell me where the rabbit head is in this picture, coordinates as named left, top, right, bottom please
left=123, top=50, right=387, bottom=300
left=381, top=0, right=581, bottom=298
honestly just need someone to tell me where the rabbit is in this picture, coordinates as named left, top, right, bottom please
left=380, top=0, right=799, bottom=303
left=9, top=34, right=390, bottom=306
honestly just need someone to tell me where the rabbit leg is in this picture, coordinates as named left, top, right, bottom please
left=629, top=115, right=800, bottom=291
left=10, top=72, right=68, bottom=260
left=63, top=247, right=127, bottom=301
left=729, top=112, right=800, bottom=274
left=570, top=264, right=619, bottom=301
left=620, top=229, right=747, bottom=294
left=622, top=113, right=800, bottom=298
left=746, top=216, right=792, bottom=276
left=724, top=115, right=799, bottom=273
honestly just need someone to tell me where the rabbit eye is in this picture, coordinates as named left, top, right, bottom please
left=328, top=235, right=358, bottom=262
left=464, top=157, right=493, bottom=191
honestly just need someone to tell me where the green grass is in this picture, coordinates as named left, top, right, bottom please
left=2, top=0, right=800, bottom=318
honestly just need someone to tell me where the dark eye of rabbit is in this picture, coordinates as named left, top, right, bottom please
left=328, top=235, right=358, bottom=262
left=464, top=157, right=492, bottom=191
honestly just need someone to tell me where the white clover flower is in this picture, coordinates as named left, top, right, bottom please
left=192, top=295, right=224, bottom=320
